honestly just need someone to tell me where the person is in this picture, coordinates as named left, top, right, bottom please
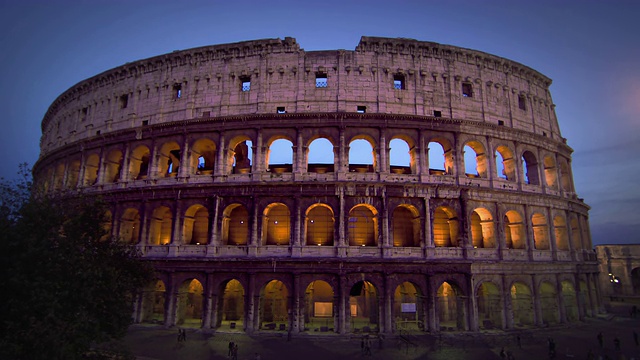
left=634, top=330, right=639, bottom=346
left=361, top=337, right=365, bottom=355
left=500, top=347, right=506, bottom=359
left=232, top=343, right=238, bottom=360
left=516, top=334, right=521, bottom=348
left=547, top=337, right=556, bottom=359
left=177, top=328, right=182, bottom=343
left=597, top=332, right=603, bottom=348
left=614, top=337, right=620, bottom=351
left=254, top=352, right=261, bottom=360
left=228, top=341, right=235, bottom=357
left=181, top=329, right=186, bottom=342
left=364, top=336, right=372, bottom=356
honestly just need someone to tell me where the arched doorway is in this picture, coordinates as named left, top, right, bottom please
left=632, top=268, right=640, bottom=295
left=259, top=280, right=289, bottom=331
left=540, top=282, right=559, bottom=326
left=218, top=279, right=245, bottom=331
left=477, top=282, right=502, bottom=329
left=176, top=279, right=204, bottom=328
left=349, top=281, right=378, bottom=333
left=510, top=282, right=534, bottom=328
left=140, top=279, right=166, bottom=324
left=393, top=282, right=423, bottom=332
left=437, top=281, right=466, bottom=331
left=561, top=281, right=578, bottom=322
left=303, top=280, right=335, bottom=332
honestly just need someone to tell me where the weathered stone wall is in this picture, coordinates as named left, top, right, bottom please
left=40, top=37, right=559, bottom=156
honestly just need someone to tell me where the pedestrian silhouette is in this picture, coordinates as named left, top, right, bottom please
left=614, top=337, right=620, bottom=351
left=597, top=332, right=603, bottom=348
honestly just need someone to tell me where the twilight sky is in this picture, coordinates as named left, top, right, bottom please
left=0, top=0, right=638, bottom=246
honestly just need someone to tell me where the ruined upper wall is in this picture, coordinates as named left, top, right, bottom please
left=40, top=36, right=560, bottom=155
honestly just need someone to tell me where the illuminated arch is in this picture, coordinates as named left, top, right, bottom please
left=222, top=204, right=249, bottom=245
left=183, top=204, right=209, bottom=245
left=433, top=206, right=459, bottom=247
left=129, top=145, right=150, bottom=180
left=470, top=208, right=496, bottom=248
left=392, top=205, right=420, bottom=247
left=305, top=204, right=334, bottom=246
left=263, top=203, right=291, bottom=245
left=119, top=208, right=140, bottom=244
left=149, top=206, right=172, bottom=245
left=348, top=204, right=378, bottom=246
left=504, top=210, right=526, bottom=249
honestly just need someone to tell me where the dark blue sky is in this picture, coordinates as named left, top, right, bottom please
left=1, top=0, right=638, bottom=246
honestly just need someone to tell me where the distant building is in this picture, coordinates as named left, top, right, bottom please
left=34, top=36, right=599, bottom=334
left=596, top=245, right=640, bottom=303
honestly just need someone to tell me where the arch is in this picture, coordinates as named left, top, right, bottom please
left=157, top=141, right=181, bottom=177
left=348, top=204, right=378, bottom=246
left=259, top=280, right=289, bottom=331
left=539, top=281, right=559, bottom=325
left=463, top=141, right=487, bottom=178
left=470, top=208, right=496, bottom=248
left=303, top=280, right=335, bottom=332
left=148, top=206, right=172, bottom=245
left=559, top=159, right=573, bottom=192
left=543, top=155, right=558, bottom=188
left=428, top=138, right=454, bottom=175
left=437, top=281, right=465, bottom=331
left=521, top=150, right=540, bottom=185
left=349, top=280, right=378, bottom=333
left=504, top=210, right=526, bottom=249
left=222, top=204, right=249, bottom=245
left=561, top=281, right=578, bottom=322
left=190, top=138, right=216, bottom=175
left=53, top=163, right=65, bottom=190
left=570, top=218, right=582, bottom=251
left=305, top=204, right=334, bottom=246
left=83, top=153, right=100, bottom=186
left=476, top=282, right=502, bottom=329
left=129, top=145, right=151, bottom=180
left=267, top=138, right=293, bottom=173
left=532, top=213, right=549, bottom=250
left=554, top=216, right=569, bottom=251
left=495, top=145, right=516, bottom=181
left=392, top=205, right=420, bottom=247
left=226, top=136, right=253, bottom=174
left=66, top=160, right=81, bottom=189
left=510, top=282, right=534, bottom=327
left=140, top=279, right=166, bottom=324
left=119, top=208, right=140, bottom=244
left=348, top=138, right=375, bottom=173
left=104, top=149, right=123, bottom=183
left=183, top=204, right=209, bottom=245
left=262, top=203, right=291, bottom=245
left=217, top=279, right=245, bottom=331
left=101, top=210, right=113, bottom=241
left=433, top=206, right=459, bottom=247
left=307, top=137, right=335, bottom=173
left=389, top=138, right=412, bottom=174
left=393, top=281, right=423, bottom=332
left=176, top=279, right=204, bottom=328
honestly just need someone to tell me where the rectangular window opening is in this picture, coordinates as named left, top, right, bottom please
left=173, top=84, right=182, bottom=98
left=96, top=130, right=101, bottom=135
left=393, top=74, right=405, bottom=90
left=498, top=120, right=504, bottom=126
left=202, top=111, right=211, bottom=118
left=277, top=107, right=286, bottom=114
left=240, top=76, right=251, bottom=92
left=357, top=106, right=366, bottom=114
left=142, top=120, right=149, bottom=126
left=316, top=73, right=327, bottom=88
left=81, top=107, right=88, bottom=121
left=433, top=110, right=442, bottom=118
left=518, top=95, right=527, bottom=110
left=462, top=83, right=473, bottom=97
left=120, top=94, right=128, bottom=109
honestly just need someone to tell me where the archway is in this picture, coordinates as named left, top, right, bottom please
left=554, top=216, right=569, bottom=251
left=510, top=282, right=534, bottom=327
left=104, top=149, right=123, bottom=183
left=504, top=211, right=526, bottom=249
left=259, top=280, right=289, bottom=331
left=433, top=207, right=459, bottom=247
left=262, top=203, right=291, bottom=245
left=140, top=280, right=166, bottom=324
left=348, top=205, right=378, bottom=246
left=532, top=213, right=549, bottom=250
left=349, top=281, right=378, bottom=333
left=477, top=282, right=502, bottom=329
left=267, top=138, right=293, bottom=173
left=561, top=281, right=578, bottom=322
left=348, top=138, right=375, bottom=173
left=176, top=279, right=204, bottom=328
left=148, top=206, right=172, bottom=245
left=303, top=280, right=335, bottom=332
left=221, top=204, right=249, bottom=245
left=540, top=282, right=559, bottom=326
left=428, top=139, right=453, bottom=175
left=632, top=268, right=640, bottom=295
left=495, top=145, right=516, bottom=181
left=521, top=151, right=539, bottom=185
left=463, top=141, right=487, bottom=178
left=437, top=281, right=465, bottom=331
left=129, top=145, right=150, bottom=180
left=392, top=205, right=420, bottom=247
left=470, top=208, right=496, bottom=248
left=190, top=138, right=216, bottom=175
left=307, top=137, right=335, bottom=173
left=183, top=205, right=209, bottom=245
left=543, top=155, right=558, bottom=188
left=389, top=138, right=412, bottom=174
left=218, top=279, right=245, bottom=331
left=305, top=204, right=334, bottom=246
left=393, top=282, right=423, bottom=332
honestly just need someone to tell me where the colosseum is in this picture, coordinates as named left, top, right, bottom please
left=34, top=36, right=599, bottom=334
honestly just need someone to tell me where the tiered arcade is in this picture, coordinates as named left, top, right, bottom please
left=34, top=36, right=599, bottom=333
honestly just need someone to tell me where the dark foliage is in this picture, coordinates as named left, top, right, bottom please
left=0, top=165, right=153, bottom=359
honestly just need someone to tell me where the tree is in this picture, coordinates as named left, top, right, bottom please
left=0, top=165, right=153, bottom=359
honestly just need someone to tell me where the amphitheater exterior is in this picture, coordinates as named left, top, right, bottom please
left=34, top=36, right=599, bottom=334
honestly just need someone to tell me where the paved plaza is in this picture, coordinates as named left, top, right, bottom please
left=102, top=310, right=640, bottom=360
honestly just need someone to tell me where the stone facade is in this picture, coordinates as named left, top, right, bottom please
left=596, top=245, right=640, bottom=303
left=34, top=37, right=598, bottom=334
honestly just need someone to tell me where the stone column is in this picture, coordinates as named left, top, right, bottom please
left=523, top=205, right=535, bottom=260
left=423, top=196, right=433, bottom=250
left=172, top=201, right=183, bottom=245
left=495, top=202, right=506, bottom=259
left=427, top=276, right=437, bottom=332
left=383, top=275, right=393, bottom=334
left=574, top=273, right=586, bottom=321
left=202, top=273, right=215, bottom=328
left=291, top=274, right=301, bottom=334
left=178, top=137, right=190, bottom=178
left=246, top=273, right=257, bottom=334
left=379, top=132, right=387, bottom=174
left=165, top=274, right=177, bottom=327
left=209, top=195, right=220, bottom=248
left=547, top=207, right=558, bottom=260
left=215, top=133, right=226, bottom=176
left=121, top=145, right=131, bottom=182
left=338, top=275, right=348, bottom=334
left=381, top=189, right=390, bottom=250
left=531, top=275, right=542, bottom=326
left=502, top=275, right=514, bottom=329
left=467, top=274, right=478, bottom=331
left=418, top=131, right=428, bottom=179
left=556, top=275, right=567, bottom=323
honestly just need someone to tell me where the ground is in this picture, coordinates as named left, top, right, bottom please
left=102, top=309, right=640, bottom=360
